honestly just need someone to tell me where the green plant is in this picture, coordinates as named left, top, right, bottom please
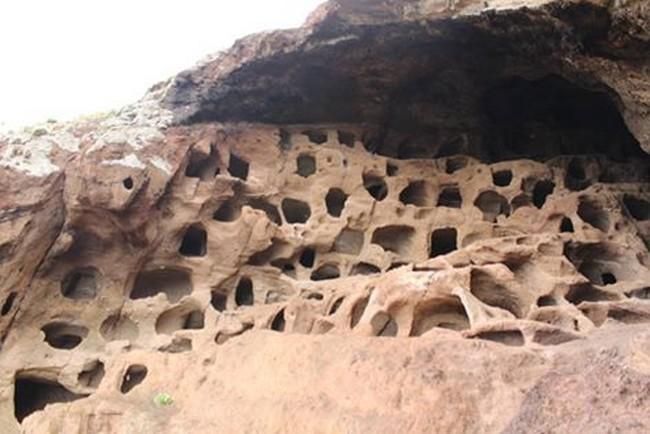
left=153, top=392, right=174, bottom=407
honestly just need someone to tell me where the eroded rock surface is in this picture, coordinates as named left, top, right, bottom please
left=1, top=0, right=650, bottom=433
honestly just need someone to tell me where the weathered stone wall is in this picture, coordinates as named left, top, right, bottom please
left=1, top=0, right=650, bottom=433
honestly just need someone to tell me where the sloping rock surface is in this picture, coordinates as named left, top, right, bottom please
left=1, top=0, right=650, bottom=433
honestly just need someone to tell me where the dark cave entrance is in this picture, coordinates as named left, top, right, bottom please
left=372, top=74, right=644, bottom=163
left=481, top=75, right=644, bottom=162
left=14, top=376, right=87, bottom=423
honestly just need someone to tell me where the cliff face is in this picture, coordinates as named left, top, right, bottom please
left=1, top=1, right=650, bottom=432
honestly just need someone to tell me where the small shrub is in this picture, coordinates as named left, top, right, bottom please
left=153, top=392, right=174, bottom=407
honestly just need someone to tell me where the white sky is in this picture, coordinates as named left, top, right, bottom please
left=0, top=0, right=323, bottom=130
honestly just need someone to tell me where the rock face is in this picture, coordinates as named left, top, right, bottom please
left=1, top=0, right=650, bottom=433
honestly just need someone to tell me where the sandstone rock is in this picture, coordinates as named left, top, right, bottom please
left=1, top=0, right=650, bottom=433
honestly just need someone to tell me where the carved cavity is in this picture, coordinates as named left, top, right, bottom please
left=474, top=191, right=510, bottom=222
left=131, top=268, right=192, bottom=303
left=179, top=224, right=207, bottom=257
left=311, top=264, right=341, bottom=281
left=247, top=198, right=282, bottom=225
left=235, top=277, right=254, bottom=306
left=213, top=198, right=241, bottom=222
left=623, top=195, right=650, bottom=221
left=78, top=361, right=105, bottom=388
left=247, top=238, right=291, bottom=266
left=303, top=129, right=327, bottom=144
left=325, top=188, right=348, bottom=217
left=399, top=181, right=433, bottom=207
left=160, top=337, right=193, bottom=353
left=627, top=287, right=650, bottom=300
left=565, top=283, right=618, bottom=304
left=472, top=330, right=524, bottom=346
left=492, top=169, right=513, bottom=187
left=370, top=312, right=398, bottom=337
left=334, top=229, right=364, bottom=255
left=122, top=177, right=134, bottom=190
left=273, top=258, right=296, bottom=277
left=297, top=154, right=316, bottom=177
left=410, top=297, right=469, bottom=336
left=337, top=130, right=355, bottom=147
left=437, top=186, right=462, bottom=208
left=120, top=365, right=147, bottom=394
left=211, top=291, right=228, bottom=312
left=371, top=225, right=415, bottom=256
left=363, top=173, right=388, bottom=201
left=560, top=217, right=574, bottom=233
left=532, top=180, right=555, bottom=209
left=565, top=158, right=589, bottom=191
left=563, top=242, right=634, bottom=287
left=386, top=162, right=399, bottom=176
left=156, top=305, right=205, bottom=335
left=350, top=262, right=381, bottom=276
left=100, top=314, right=139, bottom=342
left=577, top=197, right=609, bottom=232
left=511, top=193, right=532, bottom=211
left=470, top=269, right=524, bottom=317
left=282, top=198, right=311, bottom=224
left=1, top=292, right=17, bottom=316
left=61, top=267, right=99, bottom=300
left=350, top=296, right=371, bottom=328
left=228, top=153, right=249, bottom=180
left=271, top=309, right=286, bottom=332
left=299, top=248, right=316, bottom=268
left=445, top=157, right=467, bottom=174
left=429, top=228, right=458, bottom=258
left=14, top=375, right=87, bottom=423
left=41, top=322, right=88, bottom=350
left=186, top=147, right=219, bottom=180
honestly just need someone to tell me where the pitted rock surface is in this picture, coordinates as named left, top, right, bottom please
left=1, top=0, right=650, bottom=433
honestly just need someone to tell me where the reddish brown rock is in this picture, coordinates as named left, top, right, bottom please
left=1, top=0, right=650, bottom=433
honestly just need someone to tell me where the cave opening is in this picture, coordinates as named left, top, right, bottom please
left=61, top=267, right=99, bottom=300
left=100, top=313, right=139, bottom=342
left=311, top=264, right=341, bottom=281
left=211, top=291, right=228, bottom=312
left=228, top=153, right=249, bottom=180
left=325, top=188, right=348, bottom=217
left=480, top=75, right=643, bottom=162
left=78, top=361, right=105, bottom=389
left=399, top=181, right=433, bottom=207
left=299, top=247, right=316, bottom=268
left=213, top=198, right=241, bottom=222
left=297, top=154, right=316, bottom=177
left=334, top=229, right=364, bottom=255
left=430, top=228, right=458, bottom=258
left=371, top=225, right=415, bottom=257
left=186, top=147, right=220, bottom=180
left=179, top=224, right=207, bottom=257
left=247, top=198, right=282, bottom=225
left=363, top=173, right=388, bottom=201
left=437, top=186, right=462, bottom=208
left=271, top=309, right=286, bottom=332
left=235, top=276, right=254, bottom=306
left=2, top=291, right=17, bottom=316
left=354, top=74, right=644, bottom=163
left=156, top=306, right=205, bottom=334
left=120, top=365, right=148, bottom=394
left=41, top=322, right=88, bottom=350
left=130, top=268, right=192, bottom=303
left=281, top=198, right=311, bottom=224
left=14, top=376, right=87, bottom=423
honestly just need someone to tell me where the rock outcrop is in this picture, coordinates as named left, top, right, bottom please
left=1, top=0, right=650, bottom=433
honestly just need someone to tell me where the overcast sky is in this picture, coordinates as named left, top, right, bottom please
left=0, top=0, right=323, bottom=129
